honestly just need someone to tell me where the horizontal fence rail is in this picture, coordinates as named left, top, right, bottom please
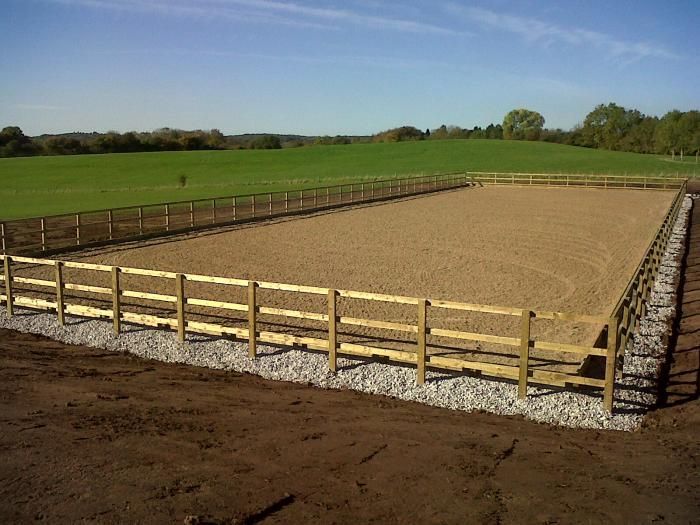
left=0, top=253, right=616, bottom=410
left=0, top=172, right=473, bottom=255
left=469, top=172, right=687, bottom=190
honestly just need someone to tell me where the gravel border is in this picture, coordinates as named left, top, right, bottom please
left=0, top=196, right=691, bottom=431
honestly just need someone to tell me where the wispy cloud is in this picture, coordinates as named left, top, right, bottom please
left=46, top=0, right=337, bottom=29
left=446, top=4, right=679, bottom=63
left=45, top=0, right=464, bottom=35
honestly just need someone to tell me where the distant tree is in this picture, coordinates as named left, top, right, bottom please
left=0, top=126, right=41, bottom=157
left=618, top=116, right=658, bottom=153
left=372, top=126, right=424, bottom=143
left=502, top=109, right=545, bottom=140
left=45, top=136, right=86, bottom=155
left=654, top=110, right=683, bottom=155
left=206, top=129, right=226, bottom=149
left=485, top=123, right=503, bottom=139
left=250, top=135, right=282, bottom=149
left=581, top=103, right=642, bottom=150
left=430, top=125, right=449, bottom=140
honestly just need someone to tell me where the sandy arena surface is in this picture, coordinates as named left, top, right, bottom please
left=22, top=186, right=674, bottom=371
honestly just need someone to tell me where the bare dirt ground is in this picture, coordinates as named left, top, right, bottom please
left=0, top=328, right=698, bottom=524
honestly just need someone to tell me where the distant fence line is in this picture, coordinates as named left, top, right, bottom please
left=0, top=172, right=472, bottom=255
left=0, top=172, right=687, bottom=256
left=0, top=175, right=688, bottom=413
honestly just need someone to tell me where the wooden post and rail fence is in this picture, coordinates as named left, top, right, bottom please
left=0, top=171, right=473, bottom=256
left=0, top=252, right=617, bottom=410
left=0, top=174, right=688, bottom=412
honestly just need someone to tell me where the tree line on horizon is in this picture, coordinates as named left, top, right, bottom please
left=1, top=102, right=698, bottom=159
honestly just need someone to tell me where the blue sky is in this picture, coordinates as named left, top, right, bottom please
left=1, top=0, right=698, bottom=136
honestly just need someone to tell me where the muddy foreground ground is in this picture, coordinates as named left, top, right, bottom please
left=1, top=328, right=698, bottom=524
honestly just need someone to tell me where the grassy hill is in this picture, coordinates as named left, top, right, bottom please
left=1, top=139, right=697, bottom=219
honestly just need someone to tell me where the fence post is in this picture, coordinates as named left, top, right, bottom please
left=248, top=281, right=258, bottom=358
left=361, top=182, right=365, bottom=200
left=212, top=199, right=217, bottom=223
left=4, top=256, right=13, bottom=316
left=300, top=190, right=304, bottom=210
left=39, top=217, right=47, bottom=251
left=518, top=310, right=532, bottom=398
left=176, top=273, right=186, bottom=342
left=232, top=197, right=237, bottom=221
left=107, top=211, right=113, bottom=240
left=112, top=266, right=121, bottom=334
left=371, top=181, right=375, bottom=199
left=138, top=207, right=144, bottom=235
left=268, top=193, right=272, bottom=216
left=285, top=191, right=289, bottom=213
left=326, top=186, right=330, bottom=205
left=190, top=201, right=195, bottom=227
left=75, top=213, right=81, bottom=245
left=604, top=316, right=619, bottom=412
left=55, top=261, right=65, bottom=325
left=417, top=298, right=427, bottom=384
left=165, top=204, right=170, bottom=231
left=328, top=289, right=338, bottom=372
left=313, top=188, right=318, bottom=208
left=252, top=194, right=256, bottom=218
left=0, top=222, right=5, bottom=254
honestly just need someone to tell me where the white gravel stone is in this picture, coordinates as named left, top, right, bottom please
left=0, top=196, right=692, bottom=431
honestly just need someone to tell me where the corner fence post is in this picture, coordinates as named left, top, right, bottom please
left=176, top=273, right=186, bottom=342
left=603, top=316, right=619, bottom=413
left=55, top=261, right=65, bottom=326
left=248, top=281, right=258, bottom=358
left=417, top=298, right=427, bottom=384
left=4, top=256, right=13, bottom=316
left=328, top=289, right=338, bottom=372
left=518, top=310, right=532, bottom=398
left=112, top=266, right=121, bottom=334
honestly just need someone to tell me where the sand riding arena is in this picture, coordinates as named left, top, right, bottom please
left=0, top=173, right=689, bottom=425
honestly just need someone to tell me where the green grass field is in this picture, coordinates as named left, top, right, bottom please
left=1, top=139, right=697, bottom=219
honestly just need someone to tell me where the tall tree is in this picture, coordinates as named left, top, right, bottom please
left=502, top=109, right=545, bottom=140
left=581, top=103, right=643, bottom=150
